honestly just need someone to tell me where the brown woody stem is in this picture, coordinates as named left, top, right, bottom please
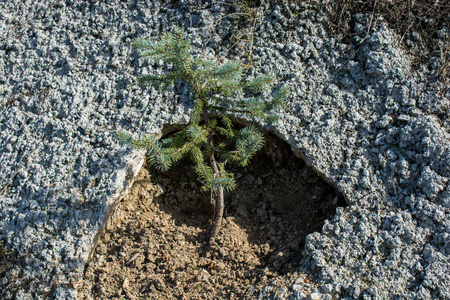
left=208, top=155, right=224, bottom=242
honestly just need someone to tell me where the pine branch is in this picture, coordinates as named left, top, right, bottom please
left=245, top=74, right=275, bottom=93
left=191, top=97, right=204, bottom=124
left=266, top=85, right=289, bottom=110
left=116, top=130, right=133, bottom=145
left=210, top=177, right=236, bottom=191
left=231, top=125, right=265, bottom=166
left=141, top=135, right=172, bottom=171
left=117, top=26, right=288, bottom=241
left=216, top=126, right=236, bottom=140
left=214, top=61, right=243, bottom=82
left=161, top=129, right=187, bottom=148
left=221, top=115, right=233, bottom=130
left=162, top=147, right=186, bottom=162
left=193, top=159, right=215, bottom=191
left=132, top=28, right=191, bottom=65
left=137, top=72, right=181, bottom=90
left=186, top=125, right=208, bottom=143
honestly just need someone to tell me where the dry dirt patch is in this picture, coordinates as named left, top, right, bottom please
left=80, top=134, right=345, bottom=299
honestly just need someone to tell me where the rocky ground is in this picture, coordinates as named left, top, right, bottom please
left=80, top=134, right=344, bottom=299
left=0, top=0, right=449, bottom=299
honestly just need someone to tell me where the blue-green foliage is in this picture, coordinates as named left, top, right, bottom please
left=118, top=27, right=288, bottom=195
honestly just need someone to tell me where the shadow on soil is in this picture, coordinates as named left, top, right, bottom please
left=155, top=131, right=347, bottom=274
left=82, top=130, right=347, bottom=299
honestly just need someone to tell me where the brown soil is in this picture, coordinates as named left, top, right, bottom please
left=79, top=134, right=345, bottom=299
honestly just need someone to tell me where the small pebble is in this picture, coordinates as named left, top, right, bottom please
left=122, top=278, right=129, bottom=290
left=307, top=292, right=321, bottom=300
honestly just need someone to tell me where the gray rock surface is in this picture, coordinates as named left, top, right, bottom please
left=0, top=0, right=448, bottom=299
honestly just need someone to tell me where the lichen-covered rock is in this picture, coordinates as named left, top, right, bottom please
left=0, top=0, right=448, bottom=299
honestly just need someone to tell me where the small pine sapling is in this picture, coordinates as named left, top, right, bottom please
left=117, top=27, right=288, bottom=241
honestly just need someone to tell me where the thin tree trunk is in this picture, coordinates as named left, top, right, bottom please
left=209, top=186, right=224, bottom=241
left=208, top=154, right=224, bottom=242
left=204, top=109, right=224, bottom=242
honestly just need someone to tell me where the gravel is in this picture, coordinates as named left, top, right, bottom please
left=1, top=0, right=449, bottom=299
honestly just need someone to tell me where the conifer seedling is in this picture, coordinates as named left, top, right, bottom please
left=117, top=27, right=288, bottom=241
